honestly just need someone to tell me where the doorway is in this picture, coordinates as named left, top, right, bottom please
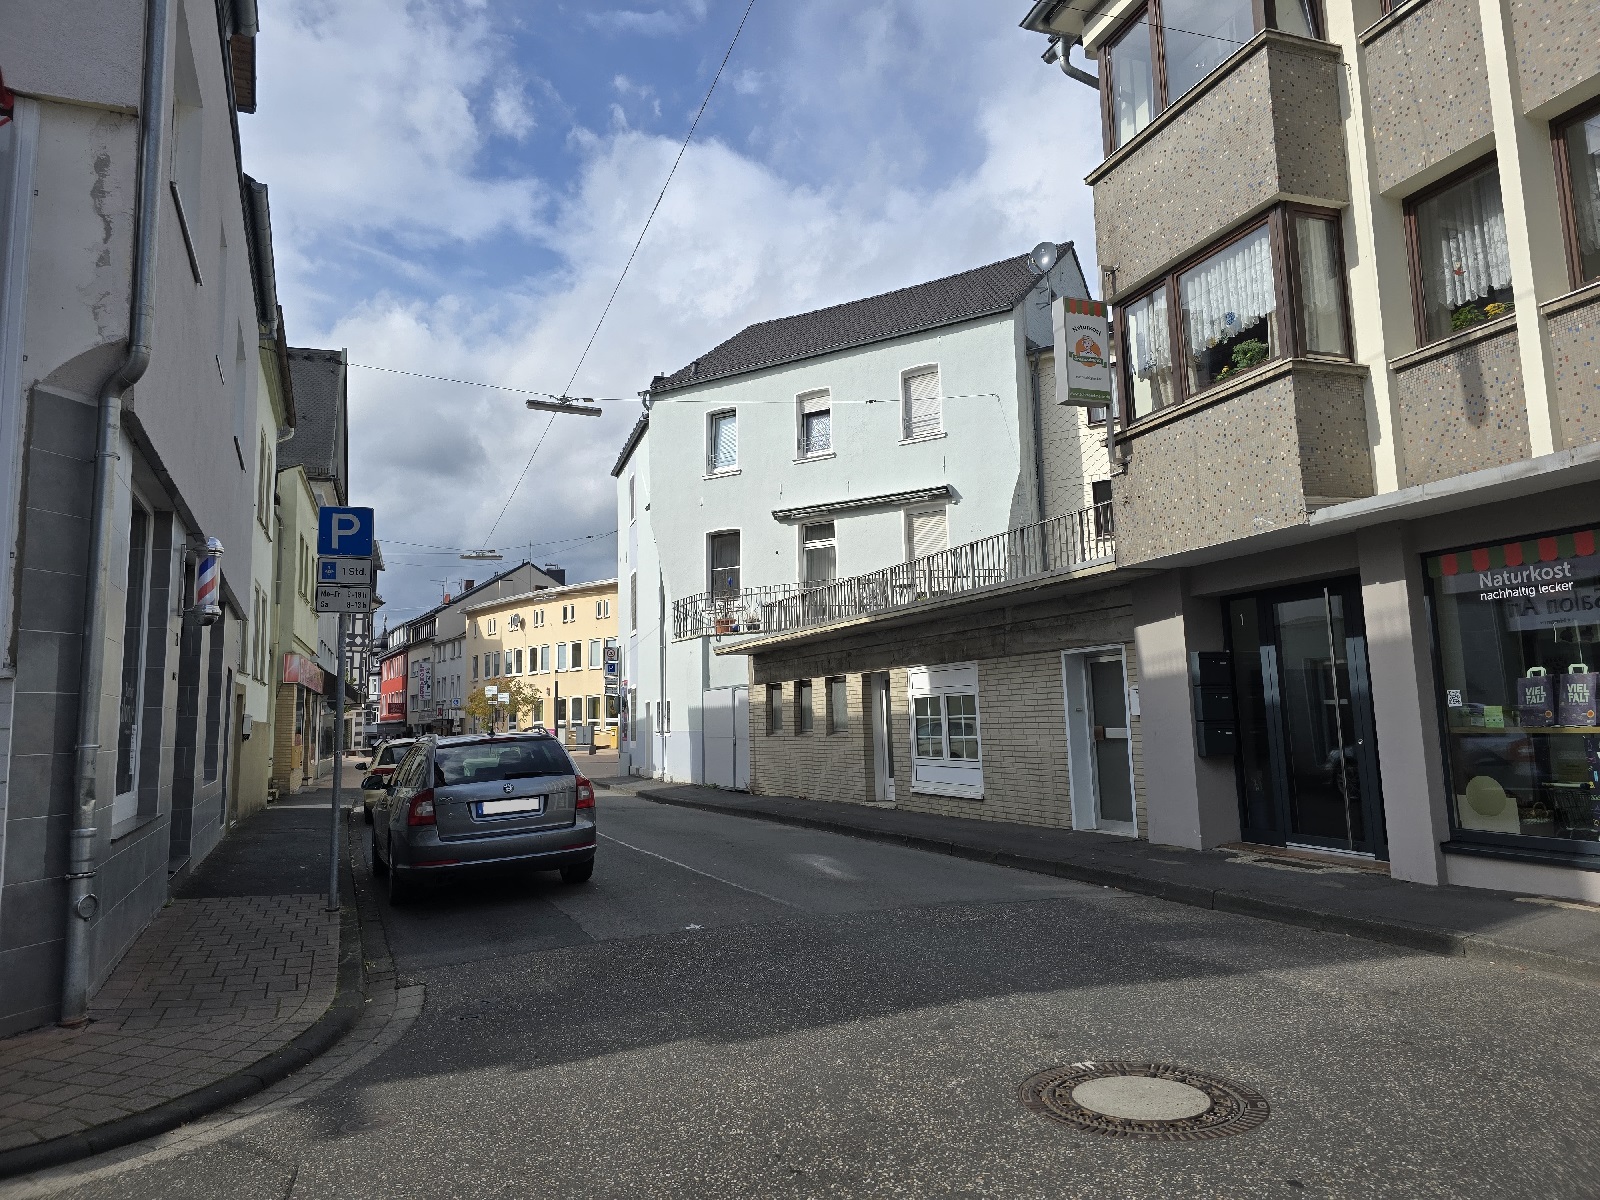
left=1227, top=578, right=1386, bottom=857
left=870, top=672, right=896, bottom=804
left=1061, top=647, right=1136, bottom=835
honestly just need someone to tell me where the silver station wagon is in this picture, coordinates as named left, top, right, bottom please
left=370, top=731, right=596, bottom=904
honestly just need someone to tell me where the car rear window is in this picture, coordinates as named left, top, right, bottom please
left=377, top=742, right=412, bottom=767
left=435, top=741, right=573, bottom=786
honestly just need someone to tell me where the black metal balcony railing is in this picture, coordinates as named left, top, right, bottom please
left=673, top=502, right=1114, bottom=641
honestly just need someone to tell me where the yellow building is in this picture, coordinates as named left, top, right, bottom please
left=464, top=579, right=620, bottom=746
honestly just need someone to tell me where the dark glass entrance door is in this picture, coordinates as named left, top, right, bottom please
left=1228, top=579, right=1387, bottom=857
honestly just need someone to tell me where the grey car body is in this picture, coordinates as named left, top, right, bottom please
left=371, top=732, right=596, bottom=902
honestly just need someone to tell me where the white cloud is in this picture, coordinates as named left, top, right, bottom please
left=489, top=82, right=536, bottom=140
left=247, top=0, right=1102, bottom=618
left=590, top=0, right=709, bottom=37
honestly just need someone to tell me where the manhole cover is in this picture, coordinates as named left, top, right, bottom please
left=1020, top=1061, right=1269, bottom=1141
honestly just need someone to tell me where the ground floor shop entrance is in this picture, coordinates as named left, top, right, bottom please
left=1226, top=578, right=1387, bottom=858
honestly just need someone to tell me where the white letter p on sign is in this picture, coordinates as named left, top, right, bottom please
left=333, top=513, right=359, bottom=550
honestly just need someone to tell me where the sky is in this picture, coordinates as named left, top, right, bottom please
left=240, top=0, right=1103, bottom=628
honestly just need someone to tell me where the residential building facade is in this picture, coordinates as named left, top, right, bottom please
left=0, top=0, right=284, bottom=1031
left=614, top=248, right=1105, bottom=787
left=271, top=463, right=326, bottom=793
left=463, top=578, right=620, bottom=746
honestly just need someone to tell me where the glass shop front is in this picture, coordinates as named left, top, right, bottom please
left=1429, top=526, right=1600, bottom=857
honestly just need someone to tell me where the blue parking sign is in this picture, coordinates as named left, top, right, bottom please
left=317, top=507, right=374, bottom=558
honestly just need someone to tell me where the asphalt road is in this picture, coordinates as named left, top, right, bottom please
left=27, top=787, right=1600, bottom=1199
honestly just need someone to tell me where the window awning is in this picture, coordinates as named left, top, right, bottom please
left=771, top=485, right=952, bottom=523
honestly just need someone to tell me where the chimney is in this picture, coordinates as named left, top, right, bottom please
left=462, top=579, right=475, bottom=591
left=542, top=564, right=566, bottom=585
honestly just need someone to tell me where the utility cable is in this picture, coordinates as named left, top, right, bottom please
left=478, top=0, right=761, bottom=550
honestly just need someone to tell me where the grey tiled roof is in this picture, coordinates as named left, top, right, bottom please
left=282, top=347, right=348, bottom=503
left=651, top=250, right=1072, bottom=394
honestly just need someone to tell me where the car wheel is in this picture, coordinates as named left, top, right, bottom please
left=387, top=864, right=412, bottom=906
left=560, top=859, right=594, bottom=885
left=370, top=825, right=388, bottom=877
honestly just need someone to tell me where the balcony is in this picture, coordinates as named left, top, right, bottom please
left=672, top=503, right=1115, bottom=641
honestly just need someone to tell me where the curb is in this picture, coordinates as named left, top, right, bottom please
left=636, top=788, right=1600, bottom=986
left=0, top=821, right=369, bottom=1181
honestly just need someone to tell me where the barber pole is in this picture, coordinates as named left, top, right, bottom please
left=196, top=537, right=223, bottom=624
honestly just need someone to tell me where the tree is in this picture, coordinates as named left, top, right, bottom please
left=463, top=680, right=541, bottom=733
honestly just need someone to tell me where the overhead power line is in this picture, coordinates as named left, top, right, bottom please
left=478, top=0, right=761, bottom=550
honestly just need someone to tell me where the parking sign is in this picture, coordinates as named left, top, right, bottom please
left=317, top=507, right=375, bottom=558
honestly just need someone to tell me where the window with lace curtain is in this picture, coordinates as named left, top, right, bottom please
left=1116, top=204, right=1350, bottom=423
left=1556, top=101, right=1600, bottom=287
left=1405, top=158, right=1514, bottom=345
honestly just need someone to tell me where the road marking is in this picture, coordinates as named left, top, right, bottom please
left=598, top=833, right=800, bottom=908
left=792, top=853, right=859, bottom=881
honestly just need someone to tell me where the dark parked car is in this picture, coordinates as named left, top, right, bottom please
left=356, top=737, right=416, bottom=824
left=370, top=732, right=596, bottom=904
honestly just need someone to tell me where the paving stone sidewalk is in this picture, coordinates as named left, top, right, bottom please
left=0, top=776, right=355, bottom=1158
left=630, top=780, right=1600, bottom=982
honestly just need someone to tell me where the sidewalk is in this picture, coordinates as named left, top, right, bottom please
left=632, top=782, right=1600, bottom=983
left=0, top=770, right=366, bottom=1177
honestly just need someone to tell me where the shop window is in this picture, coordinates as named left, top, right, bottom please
left=586, top=696, right=601, bottom=722
left=114, top=502, right=155, bottom=825
left=1428, top=526, right=1600, bottom=854
left=826, top=676, right=849, bottom=734
left=1405, top=158, right=1514, bottom=345
left=1100, top=1, right=1322, bottom=154
left=907, top=663, right=983, bottom=798
left=1555, top=100, right=1600, bottom=287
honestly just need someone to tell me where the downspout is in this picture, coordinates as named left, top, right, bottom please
left=61, top=0, right=173, bottom=1026
left=1027, top=348, right=1048, bottom=521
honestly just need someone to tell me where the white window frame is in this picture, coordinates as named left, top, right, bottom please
left=800, top=521, right=837, bottom=586
left=588, top=638, right=602, bottom=669
left=906, top=663, right=983, bottom=799
left=113, top=492, right=158, bottom=827
left=796, top=388, right=833, bottom=460
left=899, top=363, right=943, bottom=443
left=596, top=598, right=610, bottom=619
left=904, top=505, right=949, bottom=563
left=706, top=408, right=738, bottom=475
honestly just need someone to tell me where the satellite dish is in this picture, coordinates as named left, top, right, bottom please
left=1030, top=241, right=1059, bottom=275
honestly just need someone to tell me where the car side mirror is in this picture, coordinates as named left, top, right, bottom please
left=355, top=761, right=369, bottom=771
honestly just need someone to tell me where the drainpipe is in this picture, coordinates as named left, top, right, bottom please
left=61, top=0, right=173, bottom=1026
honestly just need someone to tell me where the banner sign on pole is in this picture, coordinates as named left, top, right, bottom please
left=1052, top=297, right=1112, bottom=408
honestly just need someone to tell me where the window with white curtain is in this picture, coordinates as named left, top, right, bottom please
left=797, top=389, right=832, bottom=457
left=1179, top=223, right=1277, bottom=393
left=1410, top=160, right=1513, bottom=344
left=1124, top=287, right=1173, bottom=420
left=1558, top=106, right=1600, bottom=285
left=801, top=521, right=836, bottom=584
left=901, top=367, right=941, bottom=440
left=1295, top=214, right=1348, bottom=356
left=707, top=409, right=738, bottom=473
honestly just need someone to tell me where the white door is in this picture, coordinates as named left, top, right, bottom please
left=702, top=686, right=747, bottom=790
left=1061, top=648, right=1136, bottom=835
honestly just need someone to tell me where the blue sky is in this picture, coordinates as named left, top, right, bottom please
left=239, top=0, right=1102, bottom=625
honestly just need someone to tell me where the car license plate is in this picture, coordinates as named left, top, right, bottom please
left=476, top=797, right=543, bottom=818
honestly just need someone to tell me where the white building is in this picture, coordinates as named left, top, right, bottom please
left=614, top=247, right=1105, bottom=786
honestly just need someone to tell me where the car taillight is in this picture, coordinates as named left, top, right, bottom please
left=575, top=776, right=595, bottom=810
left=407, top=788, right=436, bottom=826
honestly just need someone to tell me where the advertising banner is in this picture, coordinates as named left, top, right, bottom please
left=1052, top=297, right=1112, bottom=408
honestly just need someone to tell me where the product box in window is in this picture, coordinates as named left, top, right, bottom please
left=1558, top=663, right=1599, bottom=728
left=1517, top=668, right=1555, bottom=728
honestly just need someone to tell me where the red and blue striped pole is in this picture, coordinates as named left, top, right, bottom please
left=197, top=537, right=223, bottom=623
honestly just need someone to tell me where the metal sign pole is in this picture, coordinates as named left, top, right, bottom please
left=327, top=611, right=347, bottom=911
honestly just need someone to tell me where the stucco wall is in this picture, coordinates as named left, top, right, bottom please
left=1114, top=364, right=1373, bottom=565
left=1364, top=0, right=1493, bottom=193
left=1392, top=319, right=1531, bottom=486
left=1092, top=34, right=1347, bottom=296
left=1548, top=289, right=1600, bottom=449
left=1036, top=349, right=1113, bottom=518
left=0, top=0, right=146, bottom=112
left=1509, top=0, right=1600, bottom=115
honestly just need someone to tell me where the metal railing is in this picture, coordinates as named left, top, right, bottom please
left=673, top=502, right=1114, bottom=640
